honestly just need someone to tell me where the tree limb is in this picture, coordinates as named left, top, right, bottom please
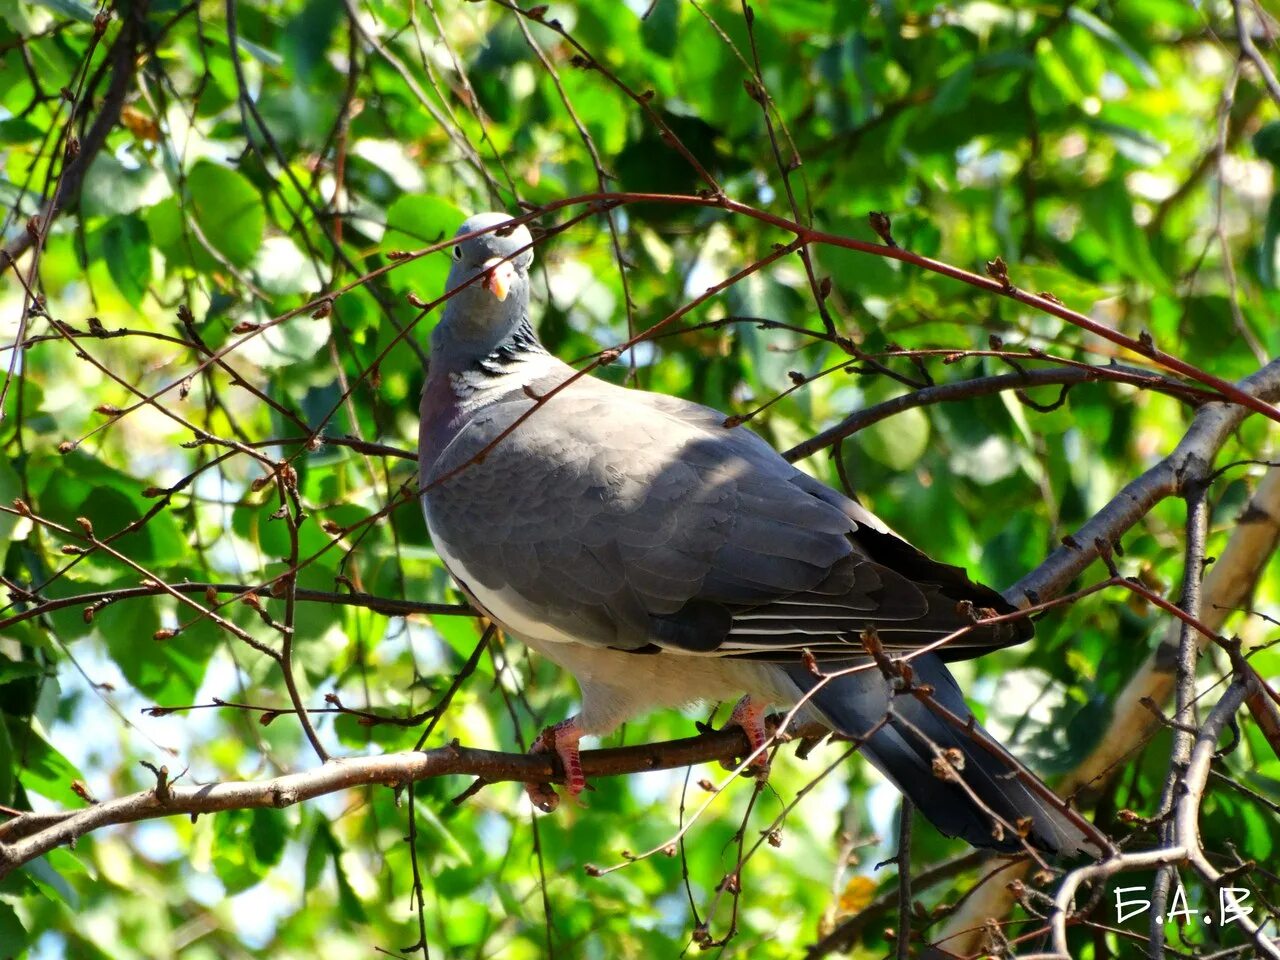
left=0, top=11, right=139, bottom=268
left=1009, top=357, right=1280, bottom=605
left=782, top=364, right=1216, bottom=465
left=0, top=581, right=474, bottom=634
left=1022, top=676, right=1279, bottom=960
left=928, top=462, right=1280, bottom=958
left=0, top=723, right=826, bottom=880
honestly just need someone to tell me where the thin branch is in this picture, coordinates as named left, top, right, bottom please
left=896, top=800, right=914, bottom=960
left=782, top=364, right=1214, bottom=464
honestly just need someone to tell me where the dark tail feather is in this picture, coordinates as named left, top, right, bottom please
left=785, top=654, right=1102, bottom=858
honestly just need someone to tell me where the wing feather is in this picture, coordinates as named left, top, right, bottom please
left=422, top=376, right=1030, bottom=659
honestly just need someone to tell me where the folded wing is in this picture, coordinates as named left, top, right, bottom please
left=421, top=380, right=1031, bottom=661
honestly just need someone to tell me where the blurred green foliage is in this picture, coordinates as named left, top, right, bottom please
left=1, top=0, right=1278, bottom=957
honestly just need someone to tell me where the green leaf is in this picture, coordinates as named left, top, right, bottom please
left=0, top=455, right=18, bottom=546
left=99, top=595, right=211, bottom=705
left=235, top=35, right=284, bottom=69
left=32, top=451, right=187, bottom=568
left=81, top=154, right=169, bottom=218
left=931, top=62, right=975, bottom=116
left=1255, top=121, right=1280, bottom=166
left=7, top=720, right=86, bottom=808
left=186, top=161, right=266, bottom=268
left=143, top=196, right=189, bottom=268
left=1068, top=8, right=1157, bottom=85
left=250, top=807, right=287, bottom=867
left=23, top=851, right=81, bottom=908
left=0, top=718, right=11, bottom=806
left=381, top=194, right=464, bottom=304
left=213, top=809, right=271, bottom=893
left=29, top=0, right=93, bottom=23
left=304, top=818, right=331, bottom=891
left=0, top=117, right=41, bottom=142
left=281, top=0, right=342, bottom=78
left=1082, top=178, right=1169, bottom=291
left=98, top=215, right=152, bottom=307
left=1261, top=195, right=1280, bottom=289
left=1240, top=801, right=1274, bottom=862
left=640, top=0, right=680, bottom=58
left=413, top=800, right=472, bottom=867
left=332, top=844, right=368, bottom=923
left=0, top=660, right=43, bottom=687
left=0, top=900, right=29, bottom=953
left=859, top=400, right=931, bottom=472
left=305, top=818, right=367, bottom=922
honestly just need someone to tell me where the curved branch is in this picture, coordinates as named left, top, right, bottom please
left=782, top=364, right=1214, bottom=464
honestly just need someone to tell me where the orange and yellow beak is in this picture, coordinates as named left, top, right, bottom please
left=481, top=258, right=516, bottom=302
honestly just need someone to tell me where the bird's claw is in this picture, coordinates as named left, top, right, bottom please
left=526, top=781, right=561, bottom=813
left=722, top=695, right=772, bottom=777
left=526, top=717, right=585, bottom=812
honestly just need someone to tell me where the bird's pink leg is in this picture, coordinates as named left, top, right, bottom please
left=526, top=716, right=584, bottom=813
left=727, top=695, right=772, bottom=774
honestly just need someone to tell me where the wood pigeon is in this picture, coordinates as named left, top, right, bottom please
left=418, top=212, right=1101, bottom=858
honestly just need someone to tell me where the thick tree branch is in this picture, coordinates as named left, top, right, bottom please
left=0, top=724, right=825, bottom=880
left=0, top=12, right=139, bottom=268
left=929, top=462, right=1280, bottom=958
left=1023, top=676, right=1280, bottom=960
left=1065, top=464, right=1280, bottom=801
left=1008, top=357, right=1280, bottom=605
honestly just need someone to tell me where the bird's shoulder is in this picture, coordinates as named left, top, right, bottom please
left=427, top=371, right=781, bottom=483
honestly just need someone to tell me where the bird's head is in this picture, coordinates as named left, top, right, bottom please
left=434, top=212, right=536, bottom=359
left=448, top=212, right=533, bottom=303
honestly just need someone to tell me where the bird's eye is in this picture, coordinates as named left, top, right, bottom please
left=452, top=246, right=463, bottom=261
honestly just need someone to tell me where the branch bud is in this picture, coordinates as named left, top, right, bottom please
left=985, top=256, right=1010, bottom=288
left=868, top=210, right=895, bottom=247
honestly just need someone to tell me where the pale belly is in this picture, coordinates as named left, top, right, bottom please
left=426, top=515, right=808, bottom=734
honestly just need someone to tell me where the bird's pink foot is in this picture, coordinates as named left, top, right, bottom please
left=726, top=695, right=772, bottom=775
left=526, top=717, right=584, bottom=812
